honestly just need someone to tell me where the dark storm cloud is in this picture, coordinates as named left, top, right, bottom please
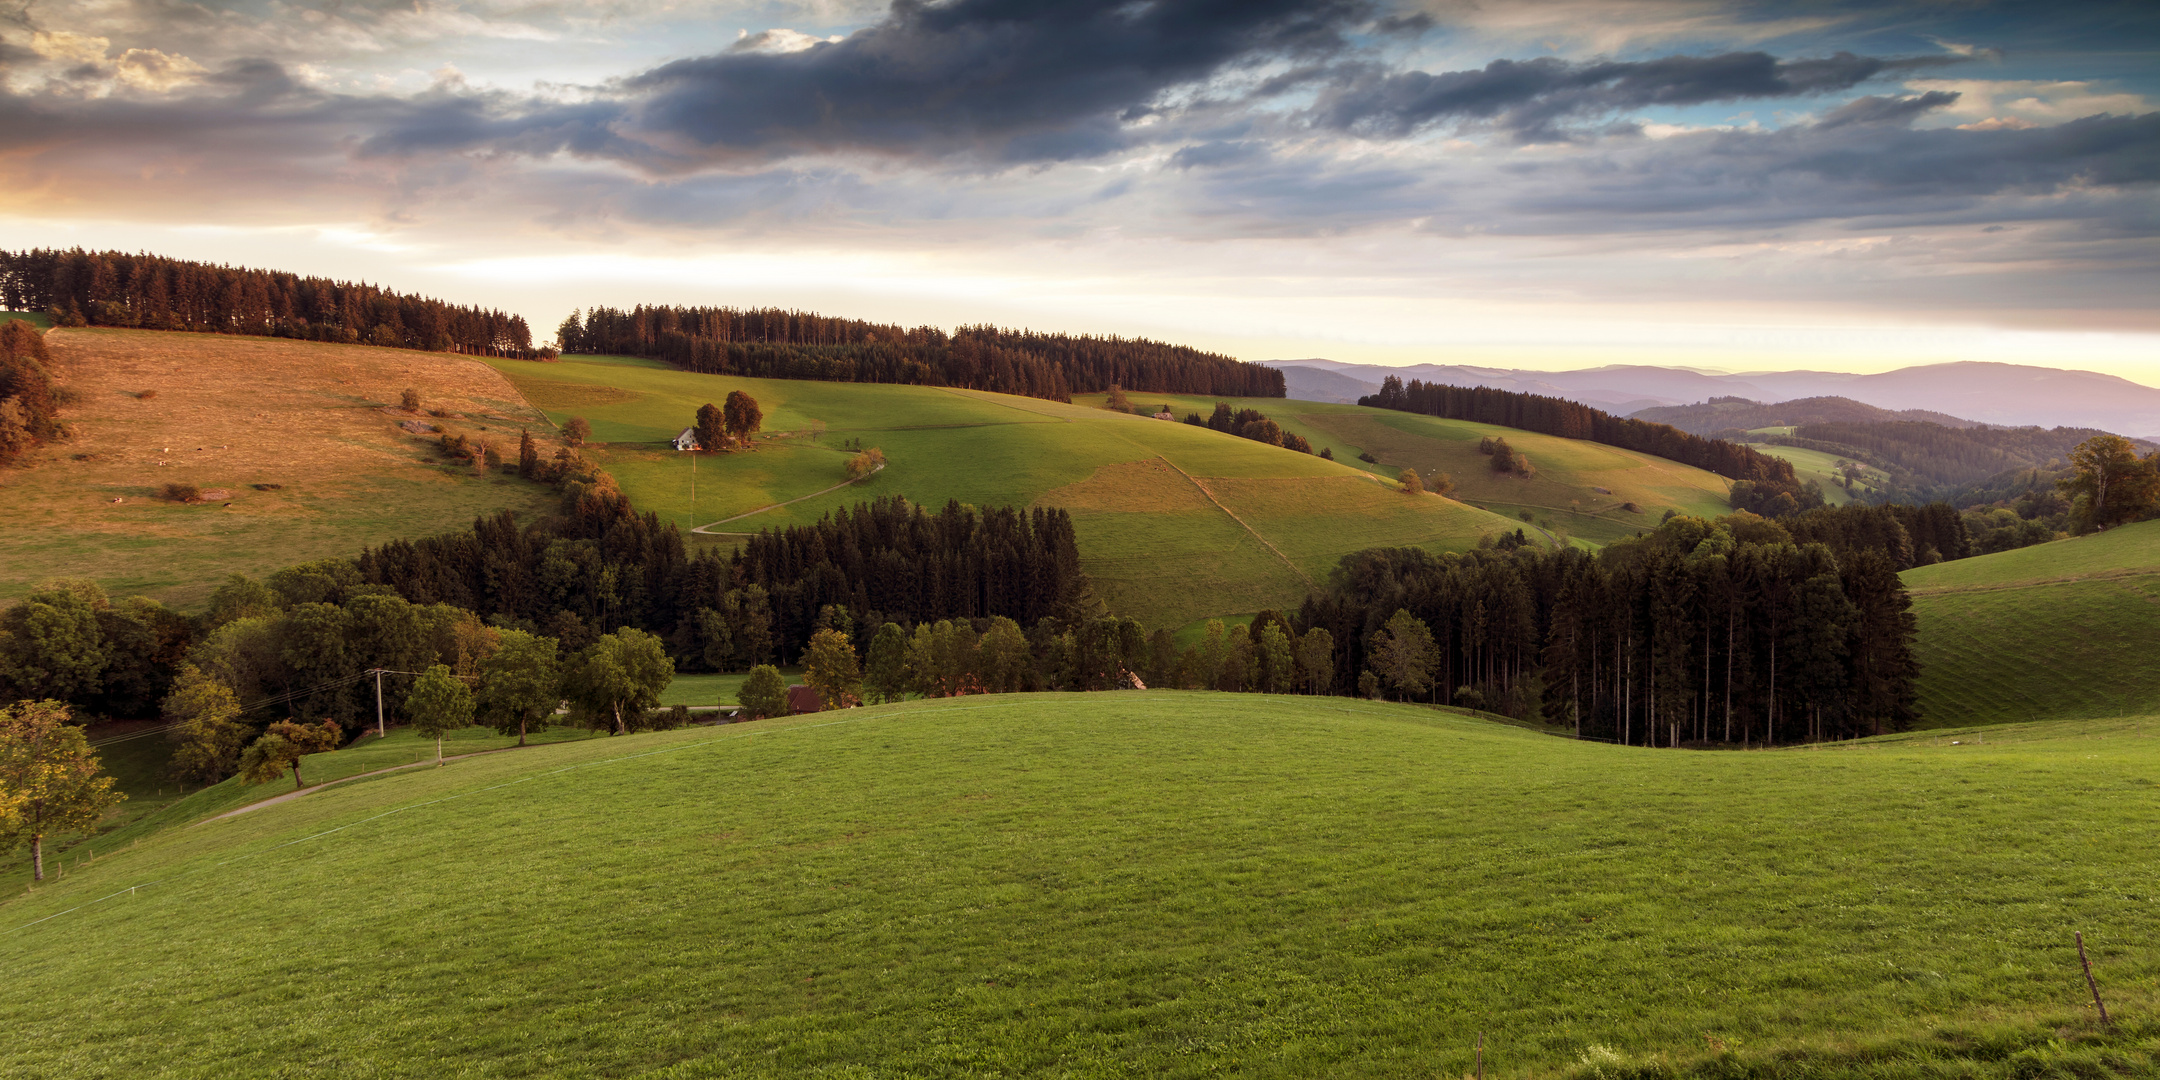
left=611, top=0, right=1372, bottom=164
left=1309, top=51, right=1968, bottom=142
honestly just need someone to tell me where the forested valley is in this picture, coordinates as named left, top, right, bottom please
left=0, top=249, right=538, bottom=357
left=558, top=305, right=1283, bottom=402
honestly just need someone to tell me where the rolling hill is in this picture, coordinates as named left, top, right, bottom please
left=0, top=328, right=566, bottom=608
left=481, top=355, right=1533, bottom=629
left=1904, top=519, right=2160, bottom=727
left=4, top=693, right=2153, bottom=1078
left=1262, top=358, right=2160, bottom=434
left=1081, top=391, right=1737, bottom=546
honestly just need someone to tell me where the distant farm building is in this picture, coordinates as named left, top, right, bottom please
left=673, top=428, right=698, bottom=451
left=786, top=685, right=823, bottom=715
left=1154, top=409, right=1175, bottom=420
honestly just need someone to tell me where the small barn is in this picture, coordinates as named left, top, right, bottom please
left=673, top=427, right=698, bottom=451
left=1154, top=409, right=1175, bottom=421
left=786, top=685, right=823, bottom=715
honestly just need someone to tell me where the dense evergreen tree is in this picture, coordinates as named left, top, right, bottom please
left=1300, top=513, right=1921, bottom=745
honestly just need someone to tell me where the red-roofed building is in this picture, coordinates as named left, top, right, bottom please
left=786, top=685, right=822, bottom=715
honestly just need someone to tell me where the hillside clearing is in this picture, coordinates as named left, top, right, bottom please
left=481, top=357, right=1525, bottom=626
left=0, top=329, right=564, bottom=609
left=1078, top=392, right=1738, bottom=546
left=1, top=694, right=2152, bottom=1078
left=1904, top=519, right=2160, bottom=727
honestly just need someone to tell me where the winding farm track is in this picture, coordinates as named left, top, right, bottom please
left=689, top=463, right=885, bottom=536
left=194, top=744, right=530, bottom=825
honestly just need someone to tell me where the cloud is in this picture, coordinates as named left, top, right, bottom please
left=1817, top=90, right=1959, bottom=129
left=114, top=47, right=207, bottom=91
left=1308, top=50, right=1968, bottom=142
left=729, top=28, right=844, bottom=54
left=605, top=0, right=1371, bottom=165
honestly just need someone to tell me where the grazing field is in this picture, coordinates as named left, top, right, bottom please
left=481, top=357, right=1526, bottom=627
left=0, top=329, right=564, bottom=609
left=3, top=693, right=2154, bottom=1078
left=1747, top=442, right=1883, bottom=506
left=0, top=311, right=55, bottom=330
left=1904, top=519, right=2160, bottom=727
left=1081, top=392, right=1737, bottom=545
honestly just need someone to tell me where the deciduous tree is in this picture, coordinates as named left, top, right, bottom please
left=864, top=623, right=910, bottom=704
left=802, top=629, right=861, bottom=709
left=477, top=630, right=560, bottom=747
left=2059, top=434, right=2160, bottom=531
left=238, top=719, right=342, bottom=790
left=1367, top=609, right=1436, bottom=701
left=164, top=664, right=249, bottom=785
left=566, top=628, right=673, bottom=734
left=406, top=663, right=475, bottom=764
left=694, top=402, right=726, bottom=451
left=0, top=700, right=124, bottom=881
left=562, top=416, right=591, bottom=448
left=737, top=664, right=788, bottom=719
left=722, top=390, right=763, bottom=442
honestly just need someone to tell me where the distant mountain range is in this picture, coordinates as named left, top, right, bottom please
left=1259, top=359, right=2160, bottom=438
left=1630, top=396, right=1978, bottom=435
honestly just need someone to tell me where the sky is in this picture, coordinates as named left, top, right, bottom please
left=2, top=0, right=2156, bottom=380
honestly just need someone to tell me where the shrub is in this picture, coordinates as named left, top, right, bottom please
left=737, top=665, right=789, bottom=719
left=563, top=416, right=590, bottom=447
left=1622, top=501, right=1642, bottom=513
left=137, top=390, right=157, bottom=400
left=846, top=447, right=886, bottom=481
left=1357, top=451, right=1377, bottom=464
left=160, top=482, right=200, bottom=503
left=400, top=388, right=421, bottom=411
left=1318, top=446, right=1333, bottom=460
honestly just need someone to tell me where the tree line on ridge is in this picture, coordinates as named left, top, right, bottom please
left=557, top=304, right=1284, bottom=402
left=0, top=249, right=537, bottom=357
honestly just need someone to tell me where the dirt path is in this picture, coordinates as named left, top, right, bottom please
left=689, top=463, right=884, bottom=535
left=194, top=744, right=528, bottom=825
left=1157, top=457, right=1315, bottom=587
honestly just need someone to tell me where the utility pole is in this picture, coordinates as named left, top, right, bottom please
left=373, top=668, right=386, bottom=738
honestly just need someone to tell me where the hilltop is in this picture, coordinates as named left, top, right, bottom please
left=482, top=355, right=1532, bottom=629
left=3, top=693, right=2152, bottom=1078
left=1904, top=519, right=2160, bottom=727
left=0, top=328, right=563, bottom=608
left=481, top=356, right=1744, bottom=627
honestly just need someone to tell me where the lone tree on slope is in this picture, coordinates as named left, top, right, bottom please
left=238, top=719, right=343, bottom=790
left=0, top=700, right=124, bottom=881
left=406, top=664, right=476, bottom=764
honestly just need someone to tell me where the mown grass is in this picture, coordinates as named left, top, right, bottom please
left=481, top=358, right=1527, bottom=626
left=1, top=694, right=2153, bottom=1078
left=0, top=311, right=54, bottom=330
left=1, top=329, right=562, bottom=609
left=1904, top=520, right=2160, bottom=727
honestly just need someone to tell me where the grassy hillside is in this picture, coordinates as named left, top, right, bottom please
left=481, top=357, right=1525, bottom=628
left=1, top=329, right=565, bottom=609
left=1080, top=392, right=1738, bottom=545
left=1748, top=442, right=1885, bottom=506
left=3, top=694, right=2153, bottom=1078
left=1905, top=519, right=2160, bottom=727
left=1, top=311, right=54, bottom=330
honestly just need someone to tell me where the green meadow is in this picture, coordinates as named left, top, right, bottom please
left=482, top=357, right=1528, bottom=628
left=4, top=693, right=2154, bottom=1078
left=1080, top=391, right=1737, bottom=545
left=1748, top=442, right=1885, bottom=506
left=1903, top=519, right=2160, bottom=727
left=0, top=311, right=54, bottom=329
